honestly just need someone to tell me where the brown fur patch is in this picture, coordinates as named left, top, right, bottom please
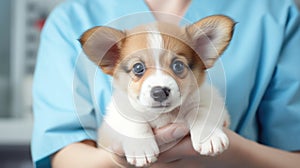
left=79, top=26, right=100, bottom=46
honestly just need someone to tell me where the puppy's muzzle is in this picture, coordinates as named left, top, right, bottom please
left=150, top=86, right=171, bottom=102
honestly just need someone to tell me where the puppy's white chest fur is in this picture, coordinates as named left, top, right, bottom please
left=148, top=108, right=180, bottom=128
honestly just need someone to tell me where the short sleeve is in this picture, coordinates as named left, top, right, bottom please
left=258, top=3, right=300, bottom=151
left=31, top=4, right=104, bottom=167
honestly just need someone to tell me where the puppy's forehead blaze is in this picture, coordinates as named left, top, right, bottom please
left=121, top=24, right=194, bottom=60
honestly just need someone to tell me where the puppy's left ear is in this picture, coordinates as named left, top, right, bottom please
left=186, top=15, right=235, bottom=69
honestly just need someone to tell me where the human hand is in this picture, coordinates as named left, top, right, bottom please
left=108, top=123, right=190, bottom=167
left=112, top=127, right=300, bottom=168
left=152, top=124, right=232, bottom=168
left=154, top=123, right=190, bottom=152
left=151, top=124, right=205, bottom=168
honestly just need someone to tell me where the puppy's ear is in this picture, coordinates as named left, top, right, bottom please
left=79, top=26, right=125, bottom=75
left=186, top=15, right=235, bottom=69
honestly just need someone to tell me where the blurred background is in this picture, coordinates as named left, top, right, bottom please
left=0, top=0, right=299, bottom=168
left=0, top=0, right=63, bottom=167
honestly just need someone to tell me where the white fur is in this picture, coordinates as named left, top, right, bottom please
left=147, top=26, right=163, bottom=71
left=99, top=79, right=229, bottom=167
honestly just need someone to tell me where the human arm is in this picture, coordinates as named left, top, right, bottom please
left=151, top=128, right=300, bottom=168
left=51, top=125, right=299, bottom=168
left=51, top=140, right=138, bottom=168
left=51, top=140, right=115, bottom=168
left=51, top=124, right=189, bottom=168
left=50, top=122, right=300, bottom=168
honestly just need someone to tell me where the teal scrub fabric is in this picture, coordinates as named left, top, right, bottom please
left=31, top=0, right=300, bottom=167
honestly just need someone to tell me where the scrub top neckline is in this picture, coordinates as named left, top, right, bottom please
left=138, top=0, right=200, bottom=25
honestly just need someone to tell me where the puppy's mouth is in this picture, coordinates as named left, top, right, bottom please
left=136, top=95, right=172, bottom=108
left=149, top=102, right=171, bottom=108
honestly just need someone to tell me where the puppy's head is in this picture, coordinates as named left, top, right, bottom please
left=80, top=15, right=235, bottom=113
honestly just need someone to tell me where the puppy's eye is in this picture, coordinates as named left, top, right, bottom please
left=132, top=62, right=146, bottom=76
left=172, top=60, right=185, bottom=74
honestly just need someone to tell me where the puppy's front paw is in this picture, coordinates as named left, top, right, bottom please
left=192, top=128, right=229, bottom=156
left=123, top=138, right=159, bottom=167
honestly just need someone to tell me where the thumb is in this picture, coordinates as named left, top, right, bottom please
left=154, top=123, right=189, bottom=146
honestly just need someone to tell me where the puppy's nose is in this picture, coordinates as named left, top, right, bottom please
left=150, top=86, right=171, bottom=102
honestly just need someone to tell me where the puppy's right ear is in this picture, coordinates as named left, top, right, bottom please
left=79, top=26, right=125, bottom=75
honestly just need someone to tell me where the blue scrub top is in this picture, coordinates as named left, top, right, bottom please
left=31, top=0, right=300, bottom=167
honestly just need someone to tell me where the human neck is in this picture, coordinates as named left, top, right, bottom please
left=145, top=0, right=191, bottom=24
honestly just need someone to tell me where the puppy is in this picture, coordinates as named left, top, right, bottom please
left=80, top=15, right=235, bottom=167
